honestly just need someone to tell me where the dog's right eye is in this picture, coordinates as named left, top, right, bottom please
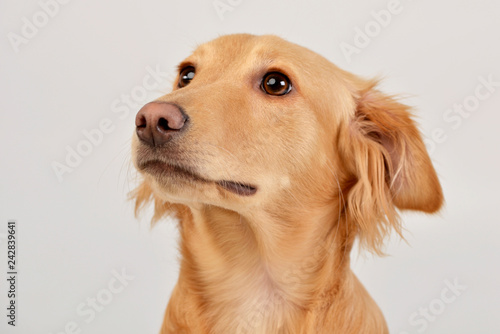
left=178, top=66, right=195, bottom=88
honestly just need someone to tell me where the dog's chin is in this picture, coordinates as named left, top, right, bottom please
left=137, top=160, right=258, bottom=200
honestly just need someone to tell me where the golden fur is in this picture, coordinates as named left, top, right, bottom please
left=131, top=34, right=443, bottom=333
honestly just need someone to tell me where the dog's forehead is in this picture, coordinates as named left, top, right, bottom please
left=186, top=34, right=317, bottom=69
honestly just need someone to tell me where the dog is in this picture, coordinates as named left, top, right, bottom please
left=131, top=34, right=443, bottom=334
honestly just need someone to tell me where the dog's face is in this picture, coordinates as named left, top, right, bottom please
left=132, top=34, right=442, bottom=251
left=132, top=35, right=350, bottom=211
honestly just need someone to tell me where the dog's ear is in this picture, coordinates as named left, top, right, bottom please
left=340, top=80, right=443, bottom=254
left=129, top=180, right=182, bottom=224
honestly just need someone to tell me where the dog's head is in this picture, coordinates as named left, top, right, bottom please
left=131, top=34, right=443, bottom=253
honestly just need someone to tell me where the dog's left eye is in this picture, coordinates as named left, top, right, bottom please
left=261, top=72, right=292, bottom=96
left=178, top=66, right=195, bottom=88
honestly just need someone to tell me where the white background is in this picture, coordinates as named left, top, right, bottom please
left=1, top=0, right=499, bottom=333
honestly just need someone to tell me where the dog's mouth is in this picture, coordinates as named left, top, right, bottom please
left=216, top=180, right=257, bottom=196
left=139, top=160, right=207, bottom=183
left=138, top=160, right=257, bottom=196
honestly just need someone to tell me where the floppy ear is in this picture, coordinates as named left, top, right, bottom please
left=340, top=80, right=443, bottom=253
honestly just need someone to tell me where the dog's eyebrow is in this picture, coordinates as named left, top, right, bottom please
left=177, top=61, right=195, bottom=72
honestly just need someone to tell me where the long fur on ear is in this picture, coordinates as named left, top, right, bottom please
left=129, top=180, right=186, bottom=224
left=340, top=79, right=443, bottom=254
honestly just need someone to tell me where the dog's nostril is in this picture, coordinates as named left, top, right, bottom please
left=136, top=114, right=147, bottom=128
left=157, top=117, right=171, bottom=132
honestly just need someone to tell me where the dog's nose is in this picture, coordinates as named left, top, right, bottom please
left=135, top=102, right=188, bottom=146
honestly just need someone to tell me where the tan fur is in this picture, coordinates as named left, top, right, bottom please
left=130, top=34, right=443, bottom=333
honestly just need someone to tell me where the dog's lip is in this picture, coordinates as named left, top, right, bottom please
left=138, top=160, right=258, bottom=196
left=138, top=160, right=208, bottom=183
left=216, top=180, right=258, bottom=196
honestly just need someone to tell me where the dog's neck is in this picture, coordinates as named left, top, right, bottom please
left=171, top=202, right=356, bottom=332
